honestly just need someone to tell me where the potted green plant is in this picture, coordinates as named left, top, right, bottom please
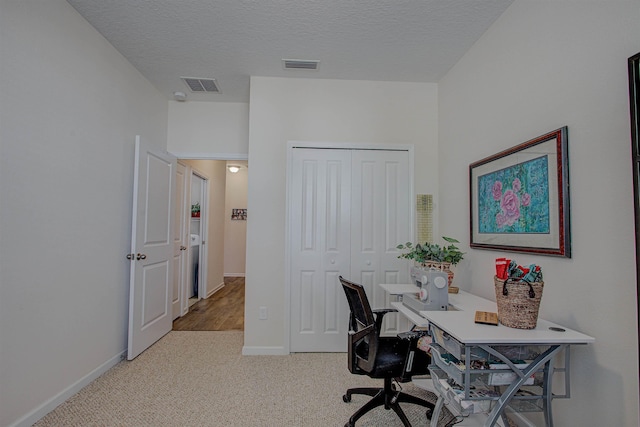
left=396, top=236, right=464, bottom=286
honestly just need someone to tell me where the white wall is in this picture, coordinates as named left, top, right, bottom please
left=245, top=77, right=438, bottom=353
left=224, top=162, right=248, bottom=276
left=181, top=160, right=227, bottom=296
left=438, top=1, right=640, bottom=425
left=0, top=1, right=169, bottom=426
left=167, top=101, right=249, bottom=158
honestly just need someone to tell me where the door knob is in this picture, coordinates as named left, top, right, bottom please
left=366, top=260, right=371, bottom=265
left=136, top=253, right=147, bottom=260
left=180, top=246, right=187, bottom=251
left=126, top=253, right=134, bottom=260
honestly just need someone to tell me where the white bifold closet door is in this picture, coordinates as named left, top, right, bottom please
left=289, top=147, right=412, bottom=352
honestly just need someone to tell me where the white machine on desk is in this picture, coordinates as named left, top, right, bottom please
left=402, top=266, right=449, bottom=313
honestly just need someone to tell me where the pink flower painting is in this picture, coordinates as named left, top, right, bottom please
left=492, top=181, right=530, bottom=229
left=477, top=156, right=550, bottom=234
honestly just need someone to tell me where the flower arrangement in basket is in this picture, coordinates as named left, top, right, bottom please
left=494, top=258, right=544, bottom=329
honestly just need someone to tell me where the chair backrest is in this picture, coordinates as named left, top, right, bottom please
left=339, top=276, right=378, bottom=374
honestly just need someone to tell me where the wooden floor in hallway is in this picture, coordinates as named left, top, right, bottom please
left=172, top=276, right=244, bottom=331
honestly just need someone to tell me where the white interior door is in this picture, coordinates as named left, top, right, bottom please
left=289, top=148, right=351, bottom=352
left=172, top=162, right=188, bottom=319
left=289, top=147, right=412, bottom=352
left=128, top=136, right=176, bottom=360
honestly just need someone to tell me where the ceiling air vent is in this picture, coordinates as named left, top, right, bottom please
left=181, top=77, right=221, bottom=93
left=282, top=59, right=320, bottom=70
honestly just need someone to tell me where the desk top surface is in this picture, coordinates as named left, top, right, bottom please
left=380, top=283, right=420, bottom=295
left=381, top=284, right=594, bottom=345
left=421, top=290, right=594, bottom=345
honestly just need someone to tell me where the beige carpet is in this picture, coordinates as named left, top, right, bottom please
left=34, top=331, right=457, bottom=427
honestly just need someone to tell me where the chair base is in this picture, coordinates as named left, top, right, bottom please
left=342, top=377, right=434, bottom=427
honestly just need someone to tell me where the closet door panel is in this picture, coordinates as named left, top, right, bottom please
left=351, top=150, right=411, bottom=335
left=290, top=149, right=351, bottom=352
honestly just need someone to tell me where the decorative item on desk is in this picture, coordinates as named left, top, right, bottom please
left=396, top=236, right=464, bottom=286
left=475, top=310, right=499, bottom=326
left=494, top=258, right=544, bottom=329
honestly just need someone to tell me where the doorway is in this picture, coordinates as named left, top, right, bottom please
left=173, top=159, right=248, bottom=330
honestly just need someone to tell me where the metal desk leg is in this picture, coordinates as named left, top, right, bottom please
left=542, top=357, right=555, bottom=427
left=484, top=345, right=563, bottom=427
left=430, top=395, right=445, bottom=427
left=500, top=412, right=511, bottom=426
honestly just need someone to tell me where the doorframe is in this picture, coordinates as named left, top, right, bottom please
left=284, top=141, right=415, bottom=354
left=175, top=161, right=190, bottom=319
left=628, top=52, right=640, bottom=386
left=186, top=167, right=209, bottom=307
left=195, top=169, right=209, bottom=303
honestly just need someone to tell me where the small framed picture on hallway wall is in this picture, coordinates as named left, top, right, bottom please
left=231, top=208, right=247, bottom=220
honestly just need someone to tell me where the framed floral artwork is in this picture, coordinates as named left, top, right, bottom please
left=469, top=127, right=570, bottom=257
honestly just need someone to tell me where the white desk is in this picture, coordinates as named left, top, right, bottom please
left=381, top=285, right=594, bottom=427
left=379, top=283, right=421, bottom=296
left=426, top=312, right=594, bottom=344
left=387, top=286, right=498, bottom=328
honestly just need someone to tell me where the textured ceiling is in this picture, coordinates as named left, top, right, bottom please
left=66, top=0, right=513, bottom=103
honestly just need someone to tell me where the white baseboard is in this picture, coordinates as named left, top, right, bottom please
left=9, top=350, right=126, bottom=427
left=206, top=282, right=224, bottom=298
left=242, top=346, right=288, bottom=356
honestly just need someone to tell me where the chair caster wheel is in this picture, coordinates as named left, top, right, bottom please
left=343, top=394, right=351, bottom=403
left=426, top=408, right=433, bottom=419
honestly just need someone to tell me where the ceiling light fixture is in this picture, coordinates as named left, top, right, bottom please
left=228, top=165, right=240, bottom=173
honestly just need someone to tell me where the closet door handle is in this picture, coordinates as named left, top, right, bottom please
left=136, top=253, right=147, bottom=260
left=180, top=246, right=187, bottom=251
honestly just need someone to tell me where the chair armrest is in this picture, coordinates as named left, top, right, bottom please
left=373, top=308, right=398, bottom=332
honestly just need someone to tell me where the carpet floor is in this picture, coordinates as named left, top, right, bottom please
left=34, top=331, right=457, bottom=427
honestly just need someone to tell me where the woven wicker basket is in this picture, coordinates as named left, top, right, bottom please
left=494, top=276, right=544, bottom=329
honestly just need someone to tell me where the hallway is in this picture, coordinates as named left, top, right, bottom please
left=172, top=277, right=244, bottom=331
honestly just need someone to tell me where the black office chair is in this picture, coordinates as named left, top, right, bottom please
left=339, top=276, right=434, bottom=427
